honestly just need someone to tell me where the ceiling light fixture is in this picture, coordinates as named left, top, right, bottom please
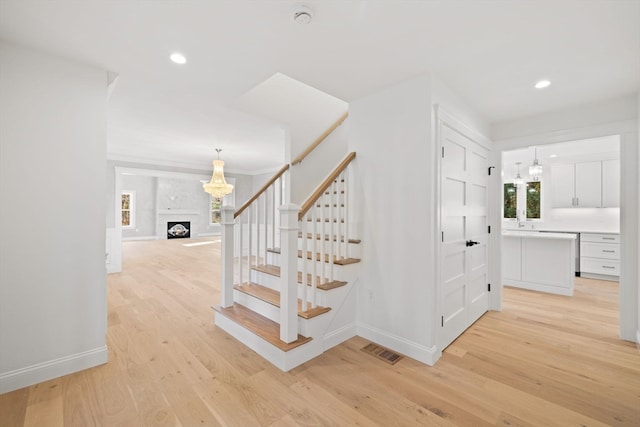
left=170, top=53, right=187, bottom=64
left=549, top=154, right=557, bottom=158
left=534, top=79, right=551, bottom=89
left=203, top=149, right=234, bottom=198
left=294, top=6, right=313, bottom=24
left=513, top=162, right=524, bottom=186
left=529, top=147, right=543, bottom=181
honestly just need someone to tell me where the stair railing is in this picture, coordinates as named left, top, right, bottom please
left=294, top=152, right=356, bottom=312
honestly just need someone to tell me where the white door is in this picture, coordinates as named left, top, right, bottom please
left=439, top=124, right=490, bottom=350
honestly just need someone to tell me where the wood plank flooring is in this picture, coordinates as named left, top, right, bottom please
left=1, top=237, right=638, bottom=426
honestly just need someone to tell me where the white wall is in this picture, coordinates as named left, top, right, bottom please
left=350, top=75, right=435, bottom=363
left=637, top=89, right=640, bottom=344
left=122, top=175, right=156, bottom=238
left=290, top=117, right=349, bottom=205
left=0, top=43, right=108, bottom=392
left=491, top=95, right=638, bottom=343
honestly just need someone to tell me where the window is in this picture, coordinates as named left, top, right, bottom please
left=503, top=181, right=542, bottom=220
left=211, top=196, right=222, bottom=224
left=526, top=181, right=541, bottom=219
left=121, top=191, right=135, bottom=228
left=503, top=183, right=517, bottom=219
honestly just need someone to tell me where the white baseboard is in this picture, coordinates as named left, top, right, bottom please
left=122, top=235, right=157, bottom=241
left=356, top=322, right=439, bottom=366
left=324, top=322, right=356, bottom=351
left=636, top=328, right=640, bottom=345
left=196, top=232, right=221, bottom=237
left=0, top=346, right=108, bottom=394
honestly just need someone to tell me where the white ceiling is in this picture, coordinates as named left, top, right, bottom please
left=1, top=1, right=638, bottom=173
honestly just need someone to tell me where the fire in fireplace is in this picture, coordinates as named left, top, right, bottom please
left=167, top=221, right=190, bottom=239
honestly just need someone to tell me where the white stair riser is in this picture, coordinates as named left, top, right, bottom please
left=253, top=265, right=357, bottom=289
left=232, top=289, right=319, bottom=336
left=297, top=240, right=361, bottom=258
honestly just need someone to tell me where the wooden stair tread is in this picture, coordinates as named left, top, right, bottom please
left=233, top=283, right=331, bottom=319
left=213, top=304, right=312, bottom=351
left=253, top=264, right=348, bottom=291
left=297, top=250, right=361, bottom=265
left=297, top=232, right=361, bottom=244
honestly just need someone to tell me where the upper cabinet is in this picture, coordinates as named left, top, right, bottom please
left=601, top=159, right=620, bottom=208
left=550, top=160, right=619, bottom=208
left=575, top=161, right=602, bottom=208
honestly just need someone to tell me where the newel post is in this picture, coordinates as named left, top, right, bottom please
left=220, top=205, right=235, bottom=308
left=279, top=203, right=300, bottom=343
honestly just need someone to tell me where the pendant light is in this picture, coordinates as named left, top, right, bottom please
left=513, top=162, right=524, bottom=186
left=529, top=147, right=543, bottom=181
left=203, top=149, right=234, bottom=198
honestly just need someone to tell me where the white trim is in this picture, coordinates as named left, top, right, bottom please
left=323, top=323, right=356, bottom=351
left=434, top=104, right=492, bottom=149
left=0, top=346, right=108, bottom=394
left=122, top=235, right=158, bottom=241
left=116, top=166, right=210, bottom=181
left=505, top=281, right=573, bottom=296
left=357, top=322, right=439, bottom=366
left=493, top=119, right=636, bottom=150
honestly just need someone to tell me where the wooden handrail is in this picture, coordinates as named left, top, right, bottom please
left=291, top=112, right=349, bottom=166
left=298, top=152, right=356, bottom=221
left=234, top=164, right=290, bottom=219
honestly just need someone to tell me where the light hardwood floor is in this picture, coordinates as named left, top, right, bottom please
left=1, top=237, right=638, bottom=426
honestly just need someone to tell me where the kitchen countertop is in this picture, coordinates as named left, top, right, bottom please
left=502, top=230, right=578, bottom=240
left=503, top=227, right=619, bottom=235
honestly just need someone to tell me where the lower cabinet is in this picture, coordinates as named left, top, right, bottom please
left=580, top=233, right=620, bottom=281
left=503, top=234, right=576, bottom=296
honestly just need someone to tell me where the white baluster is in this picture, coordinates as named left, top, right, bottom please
left=301, top=216, right=308, bottom=310
left=329, top=180, right=335, bottom=282
left=311, top=209, right=317, bottom=308
left=263, top=192, right=268, bottom=263
left=238, top=212, right=243, bottom=285
left=271, top=185, right=276, bottom=252
left=256, top=196, right=261, bottom=267
left=343, top=170, right=349, bottom=259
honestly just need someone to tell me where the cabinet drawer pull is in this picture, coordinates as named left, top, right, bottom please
left=602, top=265, right=615, bottom=269
left=602, top=237, right=615, bottom=240
left=602, top=250, right=615, bottom=253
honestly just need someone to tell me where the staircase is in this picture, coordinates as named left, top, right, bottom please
left=213, top=152, right=360, bottom=371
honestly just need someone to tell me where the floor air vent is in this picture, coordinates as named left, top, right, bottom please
left=361, top=343, right=403, bottom=365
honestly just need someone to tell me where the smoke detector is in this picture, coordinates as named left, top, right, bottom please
left=294, top=6, right=313, bottom=24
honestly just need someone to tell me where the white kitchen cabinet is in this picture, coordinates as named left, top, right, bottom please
left=502, top=231, right=577, bottom=296
left=580, top=233, right=620, bottom=281
left=575, top=161, right=602, bottom=208
left=550, top=160, right=619, bottom=208
left=602, top=159, right=620, bottom=208
left=551, top=164, right=575, bottom=208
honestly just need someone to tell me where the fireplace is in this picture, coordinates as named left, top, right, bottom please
left=167, top=221, right=190, bottom=239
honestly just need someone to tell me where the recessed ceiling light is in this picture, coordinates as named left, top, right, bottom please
left=549, top=154, right=557, bottom=158
left=535, top=80, right=551, bottom=89
left=170, top=53, right=187, bottom=64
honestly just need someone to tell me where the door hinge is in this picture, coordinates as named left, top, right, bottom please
left=441, top=316, right=444, bottom=327
left=488, top=283, right=491, bottom=292
left=441, top=231, right=444, bottom=242
left=488, top=166, right=495, bottom=176
left=488, top=225, right=491, bottom=234
left=441, top=147, right=445, bottom=158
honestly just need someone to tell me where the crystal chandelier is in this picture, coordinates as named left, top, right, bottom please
left=529, top=147, right=543, bottom=181
left=203, top=149, right=233, bottom=198
left=513, top=162, right=524, bottom=186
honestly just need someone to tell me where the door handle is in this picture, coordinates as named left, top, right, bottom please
left=466, top=240, right=480, bottom=247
